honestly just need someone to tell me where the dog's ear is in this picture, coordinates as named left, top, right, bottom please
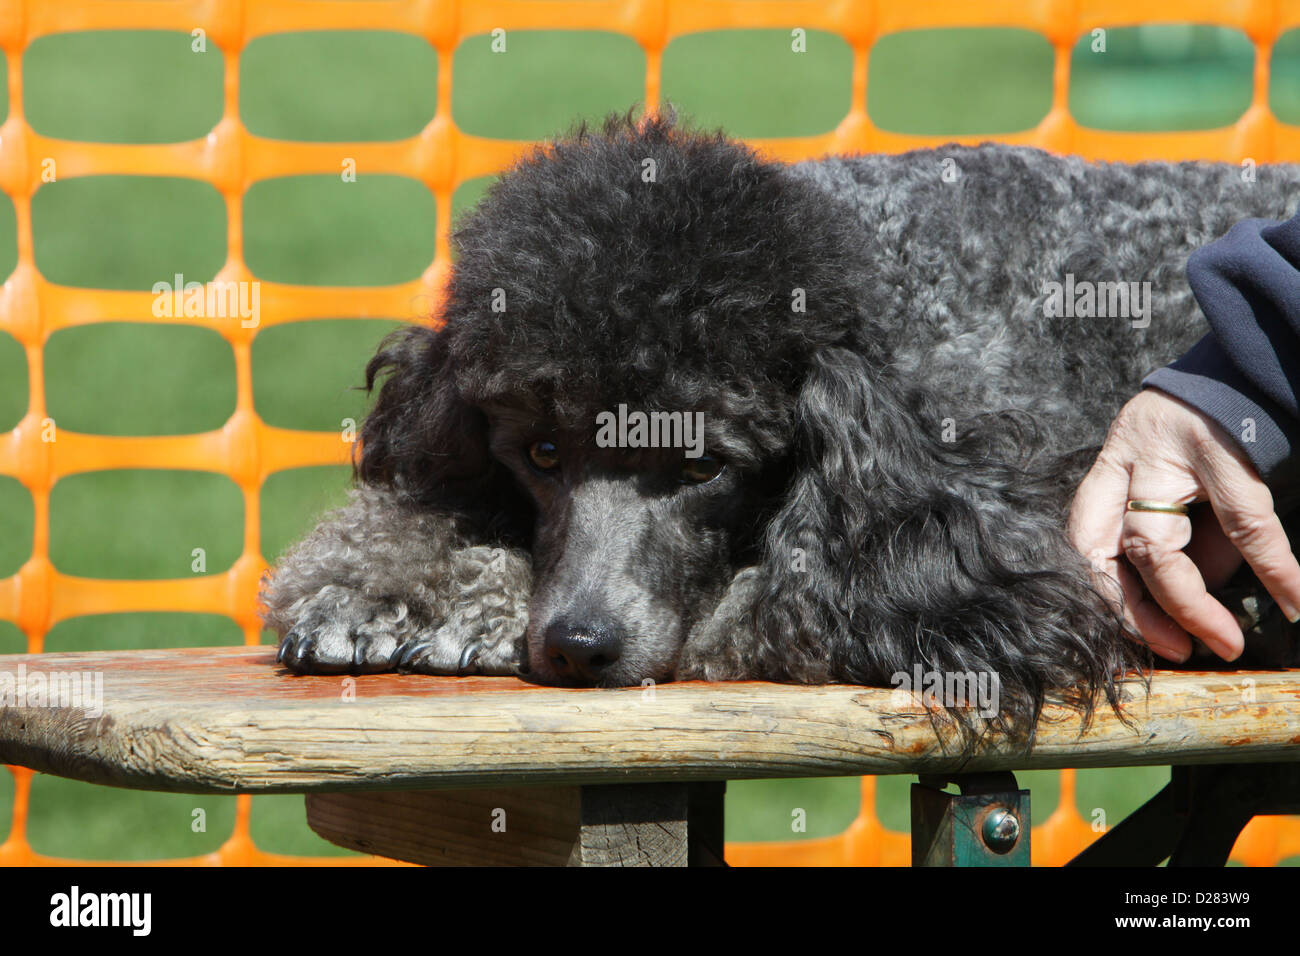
left=357, top=325, right=531, bottom=541
left=750, top=347, right=1144, bottom=744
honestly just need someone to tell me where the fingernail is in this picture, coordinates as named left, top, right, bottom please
left=1286, top=605, right=1300, bottom=624
left=1150, top=641, right=1190, bottom=664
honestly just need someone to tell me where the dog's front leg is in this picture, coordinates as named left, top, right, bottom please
left=260, top=484, right=531, bottom=676
left=676, top=567, right=766, bottom=681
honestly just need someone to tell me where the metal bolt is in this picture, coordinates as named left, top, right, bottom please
left=982, top=807, right=1020, bottom=854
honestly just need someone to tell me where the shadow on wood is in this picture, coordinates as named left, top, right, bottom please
left=306, top=782, right=726, bottom=866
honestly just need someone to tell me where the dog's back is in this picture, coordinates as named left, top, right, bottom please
left=788, top=145, right=1300, bottom=466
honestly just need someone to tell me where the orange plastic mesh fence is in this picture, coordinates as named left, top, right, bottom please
left=1, top=0, right=1299, bottom=867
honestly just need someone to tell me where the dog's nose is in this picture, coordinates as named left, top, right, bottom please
left=543, top=619, right=625, bottom=681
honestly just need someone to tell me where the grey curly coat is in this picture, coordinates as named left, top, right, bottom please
left=261, top=110, right=1300, bottom=744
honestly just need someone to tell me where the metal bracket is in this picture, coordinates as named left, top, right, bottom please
left=911, top=771, right=1030, bottom=866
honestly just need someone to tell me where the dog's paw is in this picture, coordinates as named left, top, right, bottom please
left=275, top=586, right=527, bottom=677
left=276, top=586, right=412, bottom=675
left=676, top=568, right=763, bottom=681
left=391, top=629, right=523, bottom=676
left=391, top=603, right=527, bottom=676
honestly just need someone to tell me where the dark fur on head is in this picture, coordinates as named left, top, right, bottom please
left=265, top=105, right=1300, bottom=750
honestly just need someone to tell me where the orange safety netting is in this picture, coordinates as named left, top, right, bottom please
left=1, top=0, right=1298, bottom=867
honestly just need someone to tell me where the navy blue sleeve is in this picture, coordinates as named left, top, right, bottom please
left=1142, top=212, right=1300, bottom=503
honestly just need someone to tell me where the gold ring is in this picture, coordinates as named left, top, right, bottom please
left=1126, top=499, right=1191, bottom=516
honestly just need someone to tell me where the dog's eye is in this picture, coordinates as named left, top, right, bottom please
left=526, top=440, right=560, bottom=474
left=680, top=455, right=724, bottom=484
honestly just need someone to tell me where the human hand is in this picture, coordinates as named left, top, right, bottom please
left=1067, top=388, right=1300, bottom=662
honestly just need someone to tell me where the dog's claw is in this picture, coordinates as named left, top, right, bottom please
left=391, top=636, right=481, bottom=675
left=352, top=635, right=371, bottom=672
left=386, top=642, right=405, bottom=669
left=291, top=634, right=315, bottom=669
left=277, top=630, right=306, bottom=668
left=394, top=640, right=422, bottom=672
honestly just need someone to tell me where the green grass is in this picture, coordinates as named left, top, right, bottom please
left=241, top=32, right=437, bottom=142
left=0, top=478, right=32, bottom=578
left=24, top=31, right=223, bottom=144
left=44, top=613, right=242, bottom=652
left=46, top=323, right=236, bottom=435
left=252, top=319, right=404, bottom=432
left=0, top=621, right=24, bottom=655
left=664, top=30, right=851, bottom=137
left=244, top=175, right=437, bottom=286
left=868, top=28, right=1053, bottom=135
left=452, top=30, right=645, bottom=140
left=0, top=25, right=1288, bottom=863
left=50, top=470, right=244, bottom=579
left=33, top=176, right=226, bottom=290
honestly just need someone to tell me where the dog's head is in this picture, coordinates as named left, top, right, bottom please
left=356, top=108, right=872, bottom=685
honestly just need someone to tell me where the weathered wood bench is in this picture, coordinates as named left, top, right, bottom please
left=1, top=646, right=1298, bottom=866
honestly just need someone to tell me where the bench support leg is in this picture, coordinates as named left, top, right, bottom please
left=570, top=781, right=726, bottom=867
left=1068, top=762, right=1300, bottom=867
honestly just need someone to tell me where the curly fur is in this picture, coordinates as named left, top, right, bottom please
left=261, top=107, right=1300, bottom=749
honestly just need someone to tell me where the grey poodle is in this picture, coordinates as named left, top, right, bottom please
left=261, top=109, right=1300, bottom=743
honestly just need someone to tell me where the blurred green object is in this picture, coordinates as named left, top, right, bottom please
left=664, top=29, right=851, bottom=137
left=23, top=30, right=222, bottom=143
left=453, top=30, right=644, bottom=140
left=33, top=175, right=226, bottom=291
left=1270, top=28, right=1300, bottom=125
left=1071, top=25, right=1254, bottom=131
left=241, top=31, right=437, bottom=142
left=46, top=322, right=236, bottom=436
left=0, top=477, right=32, bottom=578
left=0, top=23, right=1280, bottom=862
left=868, top=28, right=1053, bottom=135
left=253, top=319, right=404, bottom=432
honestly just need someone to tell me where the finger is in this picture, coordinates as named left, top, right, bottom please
left=1109, top=555, right=1195, bottom=662
left=1067, top=455, right=1130, bottom=560
left=1068, top=457, right=1195, bottom=661
left=1121, top=510, right=1245, bottom=660
left=1183, top=506, right=1244, bottom=592
left=1195, top=443, right=1300, bottom=623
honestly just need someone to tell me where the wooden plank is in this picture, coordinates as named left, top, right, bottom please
left=0, top=647, right=1298, bottom=794
left=306, top=787, right=581, bottom=866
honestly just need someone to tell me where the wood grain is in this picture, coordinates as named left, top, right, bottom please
left=0, top=646, right=1297, bottom=794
